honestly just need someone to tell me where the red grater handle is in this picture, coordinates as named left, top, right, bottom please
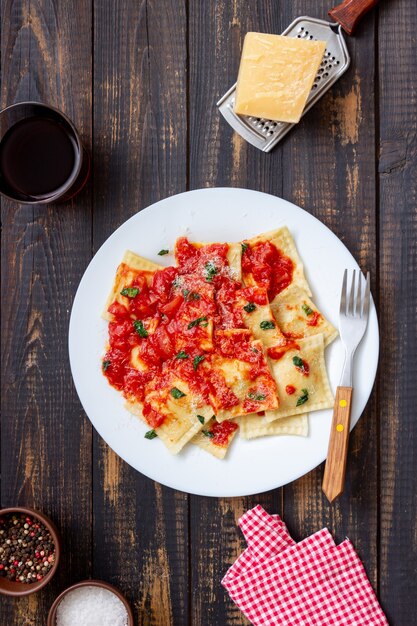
left=329, top=0, right=380, bottom=35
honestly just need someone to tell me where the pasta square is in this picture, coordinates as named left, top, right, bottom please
left=238, top=413, right=309, bottom=439
left=270, top=283, right=338, bottom=347
left=192, top=417, right=239, bottom=459
left=102, top=250, right=162, bottom=321
left=265, top=333, right=334, bottom=422
left=241, top=227, right=312, bottom=298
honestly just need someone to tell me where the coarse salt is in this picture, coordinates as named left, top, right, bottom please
left=56, top=585, right=129, bottom=626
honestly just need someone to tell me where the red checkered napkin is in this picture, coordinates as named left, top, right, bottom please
left=222, top=505, right=388, bottom=626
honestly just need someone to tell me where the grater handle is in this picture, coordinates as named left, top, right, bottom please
left=329, top=0, right=380, bottom=35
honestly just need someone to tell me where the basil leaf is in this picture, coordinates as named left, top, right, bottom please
left=158, top=249, right=169, bottom=256
left=260, top=320, right=275, bottom=330
left=193, top=355, right=205, bottom=371
left=241, top=242, right=249, bottom=253
left=102, top=360, right=110, bottom=372
left=182, top=289, right=201, bottom=301
left=296, top=389, right=309, bottom=406
left=204, top=261, right=218, bottom=282
left=121, top=287, right=139, bottom=298
left=144, top=430, right=157, bottom=439
left=292, top=356, right=304, bottom=368
left=170, top=387, right=186, bottom=399
left=243, top=302, right=256, bottom=313
left=188, top=316, right=208, bottom=329
left=197, top=415, right=205, bottom=425
left=202, top=430, right=214, bottom=438
left=302, top=303, right=313, bottom=316
left=133, top=320, right=148, bottom=338
left=247, top=391, right=266, bottom=401
left=175, top=350, right=189, bottom=359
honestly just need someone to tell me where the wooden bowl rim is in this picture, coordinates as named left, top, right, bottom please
left=47, top=579, right=134, bottom=626
left=0, top=506, right=61, bottom=596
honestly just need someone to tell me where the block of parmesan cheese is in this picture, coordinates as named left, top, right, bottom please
left=234, top=32, right=326, bottom=124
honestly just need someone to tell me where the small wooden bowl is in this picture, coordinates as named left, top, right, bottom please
left=47, top=579, right=134, bottom=625
left=0, top=506, right=61, bottom=596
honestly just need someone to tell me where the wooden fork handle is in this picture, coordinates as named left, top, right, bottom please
left=322, top=386, right=353, bottom=502
left=329, top=0, right=380, bottom=35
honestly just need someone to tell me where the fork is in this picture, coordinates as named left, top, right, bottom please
left=322, top=269, right=371, bottom=503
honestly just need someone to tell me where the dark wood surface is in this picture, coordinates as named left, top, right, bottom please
left=1, top=0, right=416, bottom=624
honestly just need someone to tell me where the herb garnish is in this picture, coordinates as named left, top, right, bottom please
left=193, top=355, right=205, bottom=371
left=204, top=261, right=218, bottom=282
left=202, top=430, right=215, bottom=438
left=102, top=360, right=110, bottom=371
left=244, top=302, right=256, bottom=313
left=188, top=316, right=208, bottom=329
left=260, top=320, right=275, bottom=330
left=241, top=242, right=249, bottom=253
left=158, top=249, right=169, bottom=256
left=302, top=303, right=313, bottom=316
left=145, top=430, right=158, bottom=439
left=170, top=387, right=186, bottom=399
left=121, top=287, right=139, bottom=298
left=133, top=320, right=148, bottom=338
left=182, top=289, right=201, bottom=301
left=247, top=391, right=266, bottom=401
left=197, top=415, right=205, bottom=425
left=296, top=389, right=309, bottom=406
left=175, top=350, right=189, bottom=359
left=292, top=356, right=307, bottom=372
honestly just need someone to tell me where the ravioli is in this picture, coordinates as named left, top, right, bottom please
left=238, top=413, right=308, bottom=439
left=102, top=227, right=337, bottom=460
left=265, top=334, right=334, bottom=422
left=270, top=283, right=338, bottom=347
left=192, top=417, right=239, bottom=459
left=241, top=227, right=312, bottom=299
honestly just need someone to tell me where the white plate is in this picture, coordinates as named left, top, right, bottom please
left=69, top=188, right=379, bottom=497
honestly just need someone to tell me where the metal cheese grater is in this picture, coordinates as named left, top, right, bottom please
left=217, top=17, right=350, bottom=152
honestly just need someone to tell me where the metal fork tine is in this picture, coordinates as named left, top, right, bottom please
left=355, top=273, right=362, bottom=316
left=348, top=270, right=355, bottom=316
left=340, top=269, right=347, bottom=315
left=362, top=272, right=371, bottom=319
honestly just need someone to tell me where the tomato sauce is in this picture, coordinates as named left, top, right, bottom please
left=285, top=385, right=296, bottom=395
left=307, top=311, right=321, bottom=327
left=242, top=241, right=294, bottom=300
left=267, top=341, right=300, bottom=360
left=210, top=420, right=238, bottom=447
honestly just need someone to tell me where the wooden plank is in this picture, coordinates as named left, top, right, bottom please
left=92, top=1, right=189, bottom=624
left=188, top=2, right=288, bottom=623
left=0, top=0, right=93, bottom=622
left=281, top=0, right=379, bottom=584
left=378, top=0, right=417, bottom=622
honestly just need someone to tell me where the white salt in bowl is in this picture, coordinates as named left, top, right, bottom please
left=47, top=579, right=134, bottom=626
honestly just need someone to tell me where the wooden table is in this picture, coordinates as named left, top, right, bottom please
left=1, top=1, right=416, bottom=624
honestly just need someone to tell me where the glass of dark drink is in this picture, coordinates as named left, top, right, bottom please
left=0, top=102, right=90, bottom=204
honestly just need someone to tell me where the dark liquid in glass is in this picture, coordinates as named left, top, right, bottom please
left=0, top=116, right=79, bottom=201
